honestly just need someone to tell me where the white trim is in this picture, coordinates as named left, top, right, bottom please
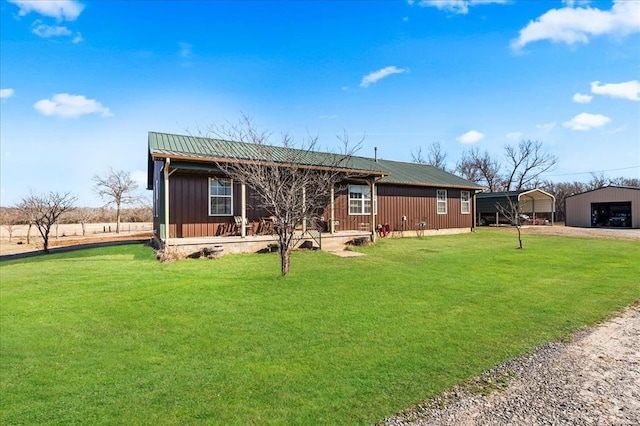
left=461, top=190, right=470, bottom=215
left=209, top=177, right=234, bottom=216
left=437, top=189, right=447, bottom=215
left=348, top=184, right=377, bottom=215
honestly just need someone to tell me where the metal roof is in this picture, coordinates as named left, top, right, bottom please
left=376, top=159, right=484, bottom=189
left=149, top=131, right=483, bottom=189
left=476, top=188, right=555, bottom=201
left=149, top=132, right=388, bottom=175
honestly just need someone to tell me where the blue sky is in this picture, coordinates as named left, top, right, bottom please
left=1, top=0, right=639, bottom=207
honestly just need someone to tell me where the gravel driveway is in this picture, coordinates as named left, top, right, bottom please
left=381, top=303, right=640, bottom=425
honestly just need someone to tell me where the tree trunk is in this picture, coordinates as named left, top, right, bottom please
left=516, top=226, right=523, bottom=250
left=280, top=247, right=291, bottom=276
left=116, top=203, right=121, bottom=234
left=26, top=223, right=32, bottom=244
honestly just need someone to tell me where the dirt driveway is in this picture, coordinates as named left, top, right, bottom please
left=517, top=225, right=640, bottom=240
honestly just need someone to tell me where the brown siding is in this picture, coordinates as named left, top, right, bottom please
left=167, top=173, right=475, bottom=237
left=167, top=172, right=273, bottom=238
left=333, top=184, right=474, bottom=232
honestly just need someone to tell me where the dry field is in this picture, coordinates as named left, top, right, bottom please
left=0, top=222, right=153, bottom=256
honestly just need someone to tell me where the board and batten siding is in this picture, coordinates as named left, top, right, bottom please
left=332, top=185, right=474, bottom=232
left=161, top=173, right=476, bottom=237
left=167, top=173, right=270, bottom=238
left=565, top=187, right=640, bottom=228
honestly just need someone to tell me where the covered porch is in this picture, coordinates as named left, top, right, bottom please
left=157, top=229, right=373, bottom=257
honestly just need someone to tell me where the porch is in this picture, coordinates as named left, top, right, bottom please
left=158, top=230, right=374, bottom=257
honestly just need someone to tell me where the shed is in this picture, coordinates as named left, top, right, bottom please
left=476, top=189, right=555, bottom=226
left=565, top=186, right=640, bottom=228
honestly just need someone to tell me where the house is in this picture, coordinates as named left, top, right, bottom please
left=565, top=186, right=640, bottom=228
left=476, top=189, right=556, bottom=226
left=147, top=131, right=483, bottom=254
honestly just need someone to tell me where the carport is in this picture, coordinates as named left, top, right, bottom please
left=476, top=189, right=555, bottom=226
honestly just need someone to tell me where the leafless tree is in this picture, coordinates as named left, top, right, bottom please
left=411, top=142, right=447, bottom=170
left=0, top=208, right=20, bottom=242
left=455, top=147, right=502, bottom=191
left=494, top=194, right=527, bottom=249
left=72, top=207, right=98, bottom=236
left=503, top=139, right=557, bottom=191
left=16, top=191, right=76, bottom=253
left=93, top=168, right=140, bottom=233
left=206, top=115, right=361, bottom=276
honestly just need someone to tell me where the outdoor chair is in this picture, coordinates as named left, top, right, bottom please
left=234, top=216, right=253, bottom=235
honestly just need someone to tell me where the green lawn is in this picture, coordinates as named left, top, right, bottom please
left=1, top=229, right=638, bottom=425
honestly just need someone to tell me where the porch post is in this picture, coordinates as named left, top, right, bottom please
left=302, top=187, right=307, bottom=233
left=369, top=179, right=376, bottom=242
left=241, top=182, right=247, bottom=238
left=330, top=185, right=335, bottom=234
left=163, top=158, right=170, bottom=244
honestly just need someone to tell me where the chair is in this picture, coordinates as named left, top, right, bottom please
left=234, top=216, right=253, bottom=235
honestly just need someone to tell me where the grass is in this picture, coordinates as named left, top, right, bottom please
left=1, top=229, right=638, bottom=425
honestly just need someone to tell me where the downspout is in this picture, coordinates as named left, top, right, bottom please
left=163, top=158, right=170, bottom=245
left=369, top=178, right=376, bottom=242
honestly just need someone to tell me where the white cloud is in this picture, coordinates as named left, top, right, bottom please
left=72, top=32, right=83, bottom=44
left=360, top=66, right=407, bottom=88
left=591, top=80, right=640, bottom=101
left=506, top=132, right=523, bottom=141
left=572, top=92, right=593, bottom=103
left=415, top=0, right=508, bottom=15
left=0, top=89, right=15, bottom=100
left=511, top=0, right=640, bottom=50
left=31, top=21, right=72, bottom=38
left=8, top=0, right=84, bottom=21
left=457, top=130, right=484, bottom=144
left=34, top=93, right=113, bottom=118
left=563, top=112, right=611, bottom=131
left=536, top=121, right=557, bottom=130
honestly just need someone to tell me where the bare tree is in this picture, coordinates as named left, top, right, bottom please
left=207, top=116, right=361, bottom=276
left=503, top=139, right=557, bottom=192
left=93, top=169, right=140, bottom=233
left=411, top=142, right=447, bottom=170
left=72, top=207, right=98, bottom=236
left=17, top=191, right=76, bottom=253
left=495, top=195, right=526, bottom=249
left=455, top=147, right=502, bottom=191
left=0, top=208, right=20, bottom=242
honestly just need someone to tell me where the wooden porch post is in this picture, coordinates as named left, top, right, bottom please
left=241, top=182, right=247, bottom=238
left=302, top=187, right=307, bottom=233
left=330, top=185, right=335, bottom=234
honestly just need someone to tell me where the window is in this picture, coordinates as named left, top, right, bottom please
left=461, top=190, right=470, bottom=214
left=348, top=185, right=377, bottom=215
left=436, top=189, right=447, bottom=214
left=209, top=178, right=233, bottom=216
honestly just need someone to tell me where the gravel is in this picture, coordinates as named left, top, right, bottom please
left=380, top=303, right=640, bottom=426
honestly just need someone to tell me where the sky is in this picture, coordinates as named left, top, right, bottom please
left=1, top=0, right=639, bottom=207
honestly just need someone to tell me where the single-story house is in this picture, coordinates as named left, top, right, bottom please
left=476, top=189, right=556, bottom=226
left=565, top=186, right=640, bottom=228
left=147, top=131, right=484, bottom=254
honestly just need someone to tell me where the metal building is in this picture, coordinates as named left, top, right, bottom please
left=565, top=186, right=640, bottom=228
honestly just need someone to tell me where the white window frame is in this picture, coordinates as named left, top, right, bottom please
left=348, top=184, right=377, bottom=215
left=461, top=190, right=470, bottom=215
left=436, top=189, right=447, bottom=215
left=209, top=178, right=233, bottom=216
